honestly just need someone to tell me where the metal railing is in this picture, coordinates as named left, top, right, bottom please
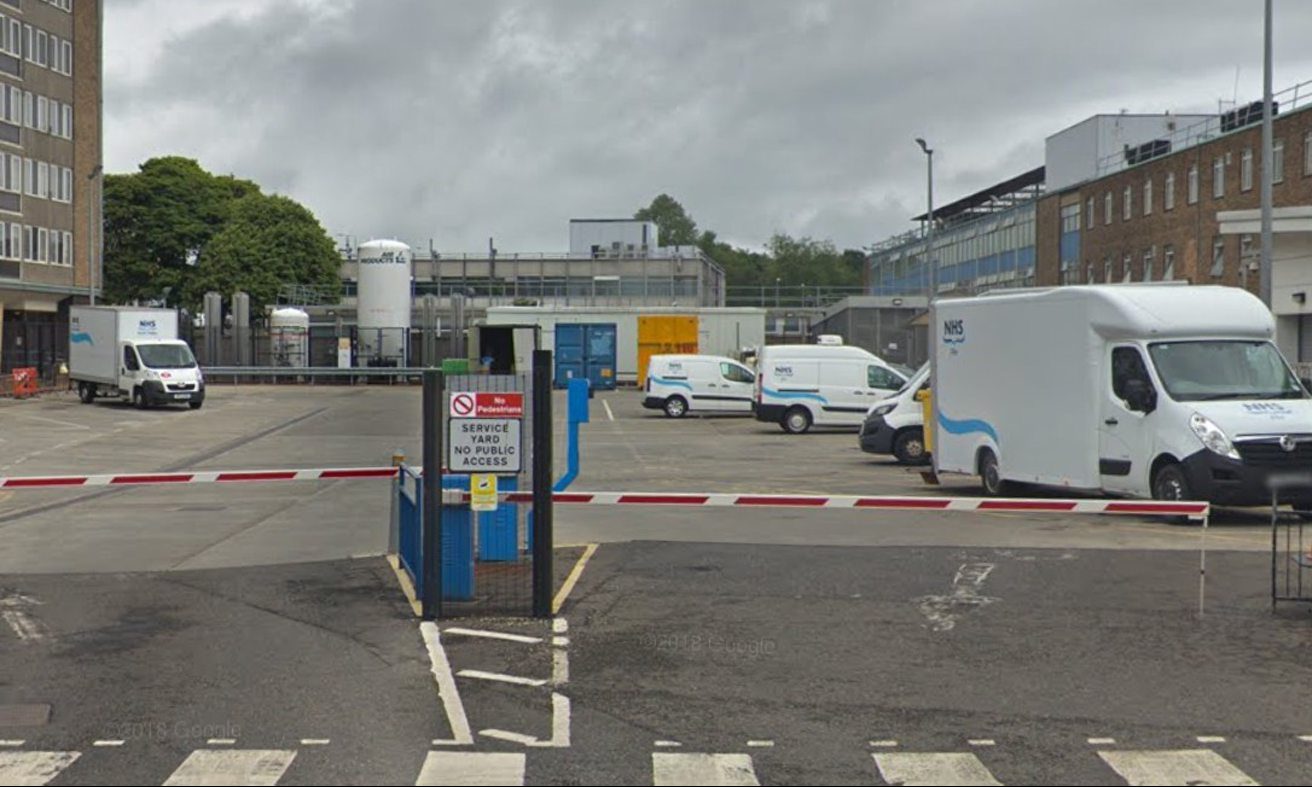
left=725, top=285, right=865, bottom=309
left=202, top=366, right=431, bottom=385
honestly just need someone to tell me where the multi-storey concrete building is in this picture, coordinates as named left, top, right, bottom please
left=0, top=0, right=101, bottom=377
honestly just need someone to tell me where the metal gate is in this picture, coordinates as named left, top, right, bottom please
left=398, top=351, right=554, bottom=618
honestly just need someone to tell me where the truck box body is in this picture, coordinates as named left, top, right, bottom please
left=71, top=307, right=180, bottom=385
left=932, top=284, right=1312, bottom=505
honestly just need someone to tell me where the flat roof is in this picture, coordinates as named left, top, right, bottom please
left=912, top=166, right=1045, bottom=223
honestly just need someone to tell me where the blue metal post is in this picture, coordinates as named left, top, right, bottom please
left=553, top=377, right=591, bottom=492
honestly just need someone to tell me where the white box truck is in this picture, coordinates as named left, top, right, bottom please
left=69, top=306, right=205, bottom=409
left=933, top=284, right=1312, bottom=508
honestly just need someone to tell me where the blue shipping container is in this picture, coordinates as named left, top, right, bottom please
left=554, top=323, right=617, bottom=389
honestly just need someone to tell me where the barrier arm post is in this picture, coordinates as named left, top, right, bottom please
left=532, top=350, right=555, bottom=618
left=422, top=370, right=443, bottom=621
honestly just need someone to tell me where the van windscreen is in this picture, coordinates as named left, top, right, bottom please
left=1147, top=340, right=1304, bottom=401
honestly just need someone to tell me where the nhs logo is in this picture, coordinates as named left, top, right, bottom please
left=942, top=319, right=965, bottom=346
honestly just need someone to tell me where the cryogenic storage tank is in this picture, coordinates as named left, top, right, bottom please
left=269, top=307, right=310, bottom=367
left=356, top=239, right=412, bottom=365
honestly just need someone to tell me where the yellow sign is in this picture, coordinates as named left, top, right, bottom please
left=470, top=474, right=498, bottom=512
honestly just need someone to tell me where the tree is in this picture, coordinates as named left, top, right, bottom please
left=634, top=193, right=699, bottom=246
left=766, top=234, right=863, bottom=288
left=103, top=157, right=258, bottom=306
left=182, top=193, right=340, bottom=310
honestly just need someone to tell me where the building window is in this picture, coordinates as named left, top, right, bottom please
left=61, top=167, right=70, bottom=202
left=1104, top=192, right=1113, bottom=225
left=1305, top=130, right=1312, bottom=176
left=6, top=86, right=17, bottom=125
left=36, top=227, right=46, bottom=262
left=1104, top=256, right=1113, bottom=283
left=61, top=105, right=71, bottom=139
left=35, top=96, right=45, bottom=133
left=1087, top=263, right=1095, bottom=284
left=47, top=227, right=56, bottom=264
left=1086, top=197, right=1094, bottom=229
left=1122, top=253, right=1133, bottom=283
left=61, top=40, right=71, bottom=76
left=1163, top=245, right=1175, bottom=280
left=22, top=224, right=31, bottom=260
left=1143, top=178, right=1153, bottom=216
left=1213, top=156, right=1225, bottom=198
left=35, top=29, right=46, bottom=68
left=1274, top=138, right=1285, bottom=184
left=36, top=161, right=46, bottom=198
left=1240, top=234, right=1255, bottom=277
left=7, top=154, right=17, bottom=194
left=1122, top=185, right=1132, bottom=220
left=1143, top=247, right=1155, bottom=282
left=1188, top=163, right=1199, bottom=204
left=1164, top=171, right=1175, bottom=210
left=1242, top=148, right=1253, bottom=191
left=23, top=157, right=33, bottom=196
left=62, top=231, right=71, bottom=265
left=22, top=90, right=30, bottom=128
left=22, top=24, right=30, bottom=63
left=1211, top=236, right=1226, bottom=277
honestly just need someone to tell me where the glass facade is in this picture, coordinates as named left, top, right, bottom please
left=869, top=202, right=1037, bottom=296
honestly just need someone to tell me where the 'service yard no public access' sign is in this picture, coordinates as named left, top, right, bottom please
left=448, top=418, right=522, bottom=473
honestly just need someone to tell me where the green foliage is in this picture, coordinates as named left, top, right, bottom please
left=104, top=156, right=336, bottom=310
left=182, top=194, right=340, bottom=309
left=636, top=194, right=865, bottom=291
left=634, top=193, right=699, bottom=246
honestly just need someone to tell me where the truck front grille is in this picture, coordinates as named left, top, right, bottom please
left=1236, top=436, right=1312, bottom=467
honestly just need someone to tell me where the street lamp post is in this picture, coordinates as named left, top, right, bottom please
left=87, top=164, right=102, bottom=305
left=916, top=137, right=938, bottom=478
left=1259, top=0, right=1274, bottom=307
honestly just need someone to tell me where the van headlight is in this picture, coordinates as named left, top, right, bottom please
left=1190, top=413, right=1240, bottom=460
left=871, top=403, right=897, bottom=417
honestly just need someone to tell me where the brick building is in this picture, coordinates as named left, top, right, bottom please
left=0, top=0, right=102, bottom=377
left=1034, top=91, right=1312, bottom=361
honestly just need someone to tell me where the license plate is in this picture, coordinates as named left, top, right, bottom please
left=173, top=393, right=190, bottom=399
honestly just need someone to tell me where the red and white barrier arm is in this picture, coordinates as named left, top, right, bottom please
left=0, top=467, right=398, bottom=489
left=489, top=491, right=1209, bottom=518
left=0, top=467, right=1208, bottom=518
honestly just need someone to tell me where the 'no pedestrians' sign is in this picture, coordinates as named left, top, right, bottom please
left=448, top=391, right=524, bottom=473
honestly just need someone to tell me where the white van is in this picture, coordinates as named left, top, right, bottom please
left=860, top=363, right=930, bottom=464
left=754, top=344, right=909, bottom=433
left=933, top=284, right=1312, bottom=508
left=643, top=354, right=757, bottom=417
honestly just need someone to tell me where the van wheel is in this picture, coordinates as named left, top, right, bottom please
left=663, top=396, right=688, bottom=418
left=782, top=406, right=812, bottom=434
left=1152, top=463, right=1194, bottom=524
left=1151, top=463, right=1190, bottom=501
left=132, top=388, right=148, bottom=410
left=188, top=401, right=203, bottom=410
left=894, top=428, right=929, bottom=465
left=979, top=449, right=1013, bottom=497
left=78, top=382, right=94, bottom=404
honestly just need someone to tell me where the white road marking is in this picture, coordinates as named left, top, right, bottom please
left=206, top=738, right=236, bottom=746
left=655, top=741, right=683, bottom=748
left=442, top=627, right=543, bottom=644
left=968, top=739, right=996, bottom=747
left=1197, top=736, right=1227, bottom=743
left=0, top=412, right=91, bottom=430
left=552, top=647, right=569, bottom=686
left=872, top=752, right=1002, bottom=786
left=552, top=636, right=570, bottom=647
left=421, top=621, right=474, bottom=746
left=0, top=740, right=26, bottom=747
left=1299, top=734, right=1312, bottom=742
left=415, top=751, right=525, bottom=785
left=0, top=751, right=80, bottom=785
left=869, top=740, right=900, bottom=748
left=163, top=749, right=296, bottom=786
left=553, top=617, right=568, bottom=634
left=1098, top=749, right=1258, bottom=786
left=530, top=692, right=571, bottom=748
left=92, top=740, right=124, bottom=747
left=456, top=669, right=547, bottom=687
left=299, top=739, right=330, bottom=746
left=603, top=399, right=615, bottom=421
left=0, top=593, right=48, bottom=644
left=479, top=729, right=539, bottom=747
left=915, top=563, right=998, bottom=632
left=652, top=753, right=760, bottom=786
left=746, top=740, right=774, bottom=748
left=1088, top=737, right=1116, bottom=745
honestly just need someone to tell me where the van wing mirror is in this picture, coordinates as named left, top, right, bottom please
left=1124, top=379, right=1156, bottom=413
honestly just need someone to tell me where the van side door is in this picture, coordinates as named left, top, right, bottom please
left=713, top=360, right=757, bottom=412
left=119, top=343, right=142, bottom=394
left=1099, top=345, right=1159, bottom=496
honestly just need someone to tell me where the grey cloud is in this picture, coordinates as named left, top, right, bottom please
left=106, top=0, right=1312, bottom=254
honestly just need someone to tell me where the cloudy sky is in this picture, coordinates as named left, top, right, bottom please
left=105, top=0, right=1312, bottom=255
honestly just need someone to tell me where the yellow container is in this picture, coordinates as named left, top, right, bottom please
left=916, top=388, right=933, bottom=454
left=637, top=315, right=699, bottom=387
